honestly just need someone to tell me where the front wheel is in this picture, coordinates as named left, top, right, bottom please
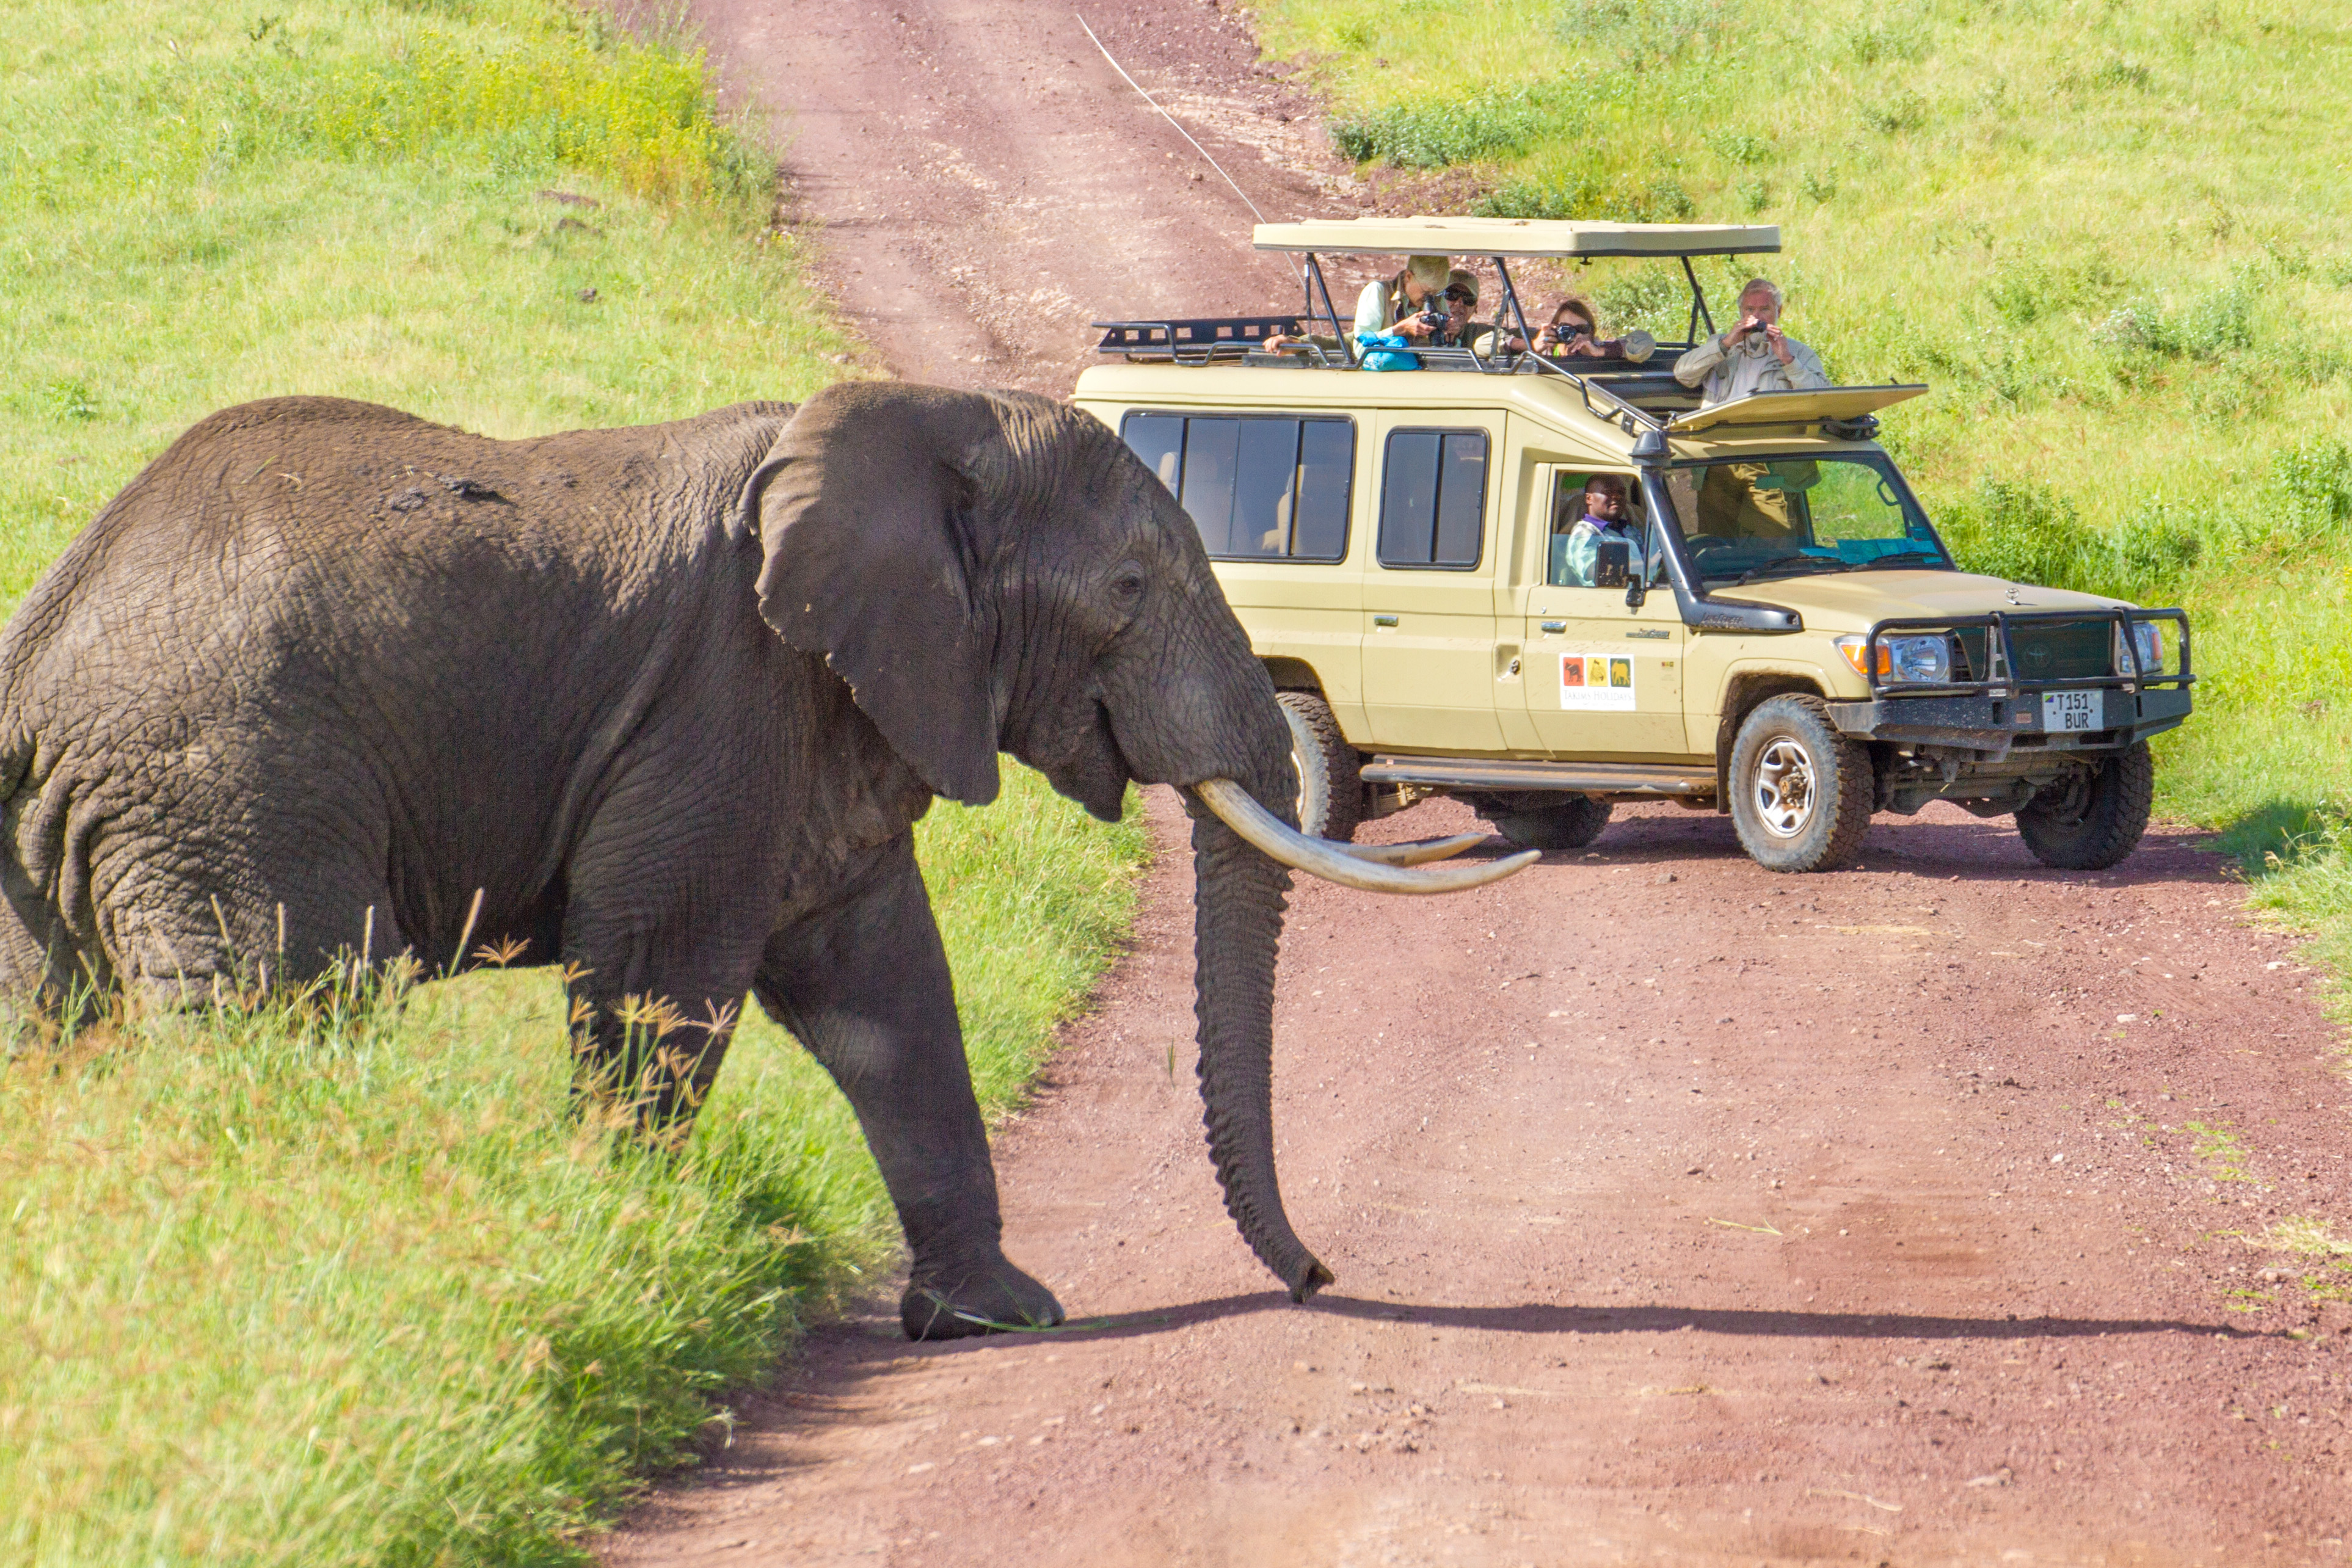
left=1276, top=691, right=1363, bottom=842
left=1727, top=694, right=1874, bottom=873
left=2016, top=743, right=2154, bottom=870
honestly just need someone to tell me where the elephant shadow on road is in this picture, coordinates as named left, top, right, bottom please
left=848, top=1288, right=2270, bottom=1357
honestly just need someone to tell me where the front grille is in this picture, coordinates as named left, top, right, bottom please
left=1953, top=628, right=1989, bottom=683
left=2007, top=619, right=2110, bottom=682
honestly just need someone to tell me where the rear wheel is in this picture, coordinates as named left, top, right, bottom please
left=1276, top=691, right=1363, bottom=842
left=1483, top=794, right=1613, bottom=852
left=1728, top=694, right=1873, bottom=873
left=2016, top=743, right=2154, bottom=870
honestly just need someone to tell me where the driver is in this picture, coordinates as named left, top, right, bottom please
left=1553, top=474, right=1647, bottom=588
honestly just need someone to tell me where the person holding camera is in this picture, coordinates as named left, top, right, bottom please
left=1673, top=277, right=1829, bottom=405
left=1351, top=254, right=1453, bottom=352
left=1531, top=296, right=1657, bottom=362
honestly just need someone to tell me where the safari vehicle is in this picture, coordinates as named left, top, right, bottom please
left=1074, top=217, right=2194, bottom=873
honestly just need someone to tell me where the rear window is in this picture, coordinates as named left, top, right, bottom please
left=1377, top=429, right=1489, bottom=570
left=1120, top=412, right=1355, bottom=562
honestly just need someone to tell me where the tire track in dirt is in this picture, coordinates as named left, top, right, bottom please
left=685, top=0, right=1356, bottom=391
left=609, top=794, right=2352, bottom=1565
left=605, top=2, right=2352, bottom=1558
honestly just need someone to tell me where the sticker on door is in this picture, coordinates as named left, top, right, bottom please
left=1560, top=652, right=1636, bottom=711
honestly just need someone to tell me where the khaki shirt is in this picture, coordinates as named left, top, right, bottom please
left=1673, top=330, right=1831, bottom=405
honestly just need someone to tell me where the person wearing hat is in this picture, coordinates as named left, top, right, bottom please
left=1352, top=253, right=1453, bottom=352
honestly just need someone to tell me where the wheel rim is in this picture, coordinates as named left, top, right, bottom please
left=1751, top=736, right=1817, bottom=839
left=1283, top=710, right=1320, bottom=830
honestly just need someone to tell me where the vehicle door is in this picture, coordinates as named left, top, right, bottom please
left=1360, top=410, right=1509, bottom=751
left=1517, top=464, right=1692, bottom=759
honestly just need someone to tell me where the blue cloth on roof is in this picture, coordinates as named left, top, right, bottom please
left=1355, top=332, right=1420, bottom=372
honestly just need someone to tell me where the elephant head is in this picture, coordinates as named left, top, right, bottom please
left=737, top=382, right=1530, bottom=1301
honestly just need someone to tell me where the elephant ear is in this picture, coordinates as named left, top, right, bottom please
left=735, top=382, right=1007, bottom=806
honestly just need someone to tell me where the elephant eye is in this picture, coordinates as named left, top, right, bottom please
left=1106, top=565, right=1147, bottom=610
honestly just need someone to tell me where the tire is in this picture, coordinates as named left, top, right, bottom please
left=1276, top=691, right=1363, bottom=842
left=2016, top=742, right=2154, bottom=870
left=1727, top=694, right=1874, bottom=873
left=1485, top=795, right=1613, bottom=852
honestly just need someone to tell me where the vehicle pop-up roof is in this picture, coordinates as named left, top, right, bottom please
left=1090, top=215, right=1923, bottom=437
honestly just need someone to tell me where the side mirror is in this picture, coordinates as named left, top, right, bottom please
left=1593, top=539, right=1631, bottom=588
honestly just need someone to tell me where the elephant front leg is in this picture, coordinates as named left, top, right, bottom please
left=755, top=837, right=1063, bottom=1341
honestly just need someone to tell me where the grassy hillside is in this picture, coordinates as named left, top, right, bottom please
left=0, top=2, right=1148, bottom=1563
left=1260, top=0, right=2352, bottom=1017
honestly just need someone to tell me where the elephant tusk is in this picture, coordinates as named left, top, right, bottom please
left=1334, top=832, right=1487, bottom=867
left=1189, top=780, right=1538, bottom=895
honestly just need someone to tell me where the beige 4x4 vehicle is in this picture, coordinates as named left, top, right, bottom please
left=1075, top=217, right=2194, bottom=873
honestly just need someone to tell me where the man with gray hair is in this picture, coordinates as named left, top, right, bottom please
left=1673, top=277, right=1830, bottom=405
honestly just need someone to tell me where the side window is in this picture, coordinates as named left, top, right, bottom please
left=1546, top=469, right=1656, bottom=589
left=1118, top=412, right=1355, bottom=562
left=1377, top=429, right=1488, bottom=570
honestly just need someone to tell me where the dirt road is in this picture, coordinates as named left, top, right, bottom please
left=688, top=0, right=1354, bottom=390
left=603, top=2, right=2352, bottom=1560
left=607, top=796, right=2352, bottom=1564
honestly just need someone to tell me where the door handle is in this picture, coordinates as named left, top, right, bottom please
left=1625, top=628, right=1671, bottom=639
left=1539, top=621, right=1565, bottom=634
left=1372, top=614, right=1399, bottom=627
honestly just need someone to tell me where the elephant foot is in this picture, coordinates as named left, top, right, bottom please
left=900, top=1255, right=1065, bottom=1341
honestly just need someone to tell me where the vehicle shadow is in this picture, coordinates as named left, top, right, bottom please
left=887, top=1288, right=2271, bottom=1353
left=1366, top=794, right=2238, bottom=890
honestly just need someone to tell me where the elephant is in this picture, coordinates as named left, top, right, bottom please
left=0, top=382, right=1529, bottom=1338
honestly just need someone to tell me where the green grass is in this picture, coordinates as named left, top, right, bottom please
left=0, top=774, right=1146, bottom=1567
left=3, top=0, right=856, bottom=608
left=1261, top=0, right=2352, bottom=1022
left=0, top=1, right=1151, bottom=1562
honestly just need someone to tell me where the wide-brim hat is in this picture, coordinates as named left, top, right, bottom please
left=1405, top=255, right=1451, bottom=290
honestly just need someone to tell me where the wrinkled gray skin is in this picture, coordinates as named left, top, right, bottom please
left=0, top=382, right=1332, bottom=1338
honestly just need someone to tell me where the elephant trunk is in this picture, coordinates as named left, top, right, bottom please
left=1189, top=807, right=1333, bottom=1303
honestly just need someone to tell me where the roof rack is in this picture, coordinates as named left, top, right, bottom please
left=1091, top=316, right=1344, bottom=366
left=1085, top=216, right=1918, bottom=439
left=1249, top=217, right=1780, bottom=260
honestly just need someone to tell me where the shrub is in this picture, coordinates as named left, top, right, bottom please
left=1864, top=89, right=1929, bottom=134
left=1938, top=475, right=2109, bottom=593
left=2111, top=494, right=2205, bottom=591
left=2095, top=278, right=2258, bottom=361
left=1331, top=89, right=1550, bottom=169
left=1844, top=21, right=1929, bottom=64
left=1708, top=129, right=1770, bottom=164
left=1554, top=0, right=1730, bottom=70
left=1982, top=254, right=2125, bottom=326
left=2274, top=436, right=2352, bottom=543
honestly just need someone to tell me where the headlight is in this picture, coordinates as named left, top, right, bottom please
left=2116, top=621, right=2164, bottom=675
left=1886, top=634, right=1950, bottom=684
left=1835, top=633, right=1951, bottom=684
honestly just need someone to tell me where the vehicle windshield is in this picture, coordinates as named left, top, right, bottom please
left=1661, top=455, right=1952, bottom=586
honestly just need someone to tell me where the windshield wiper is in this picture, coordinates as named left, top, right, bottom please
left=1853, top=550, right=1946, bottom=570
left=1733, top=554, right=1857, bottom=585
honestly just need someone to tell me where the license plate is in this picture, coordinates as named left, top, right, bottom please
left=2041, top=690, right=2099, bottom=732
